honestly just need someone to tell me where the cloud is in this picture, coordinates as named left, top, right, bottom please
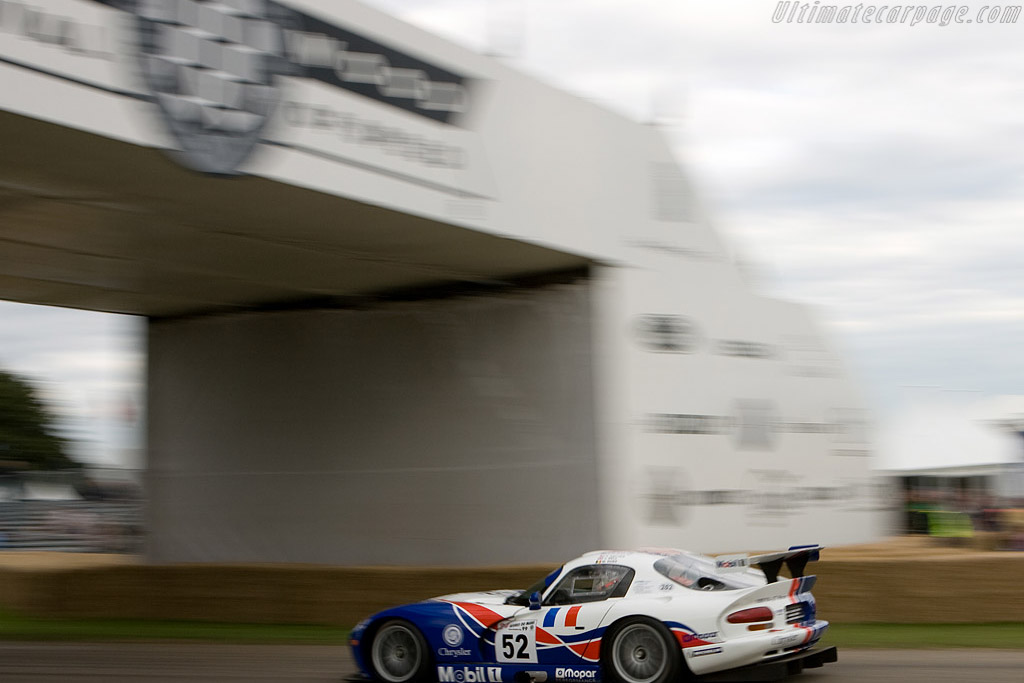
left=0, top=301, right=142, bottom=386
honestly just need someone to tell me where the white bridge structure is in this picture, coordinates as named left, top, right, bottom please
left=0, top=0, right=886, bottom=564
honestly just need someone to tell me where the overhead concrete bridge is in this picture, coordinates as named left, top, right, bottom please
left=0, top=0, right=885, bottom=565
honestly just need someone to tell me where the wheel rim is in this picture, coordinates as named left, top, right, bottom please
left=372, top=623, right=422, bottom=683
left=611, top=623, right=668, bottom=683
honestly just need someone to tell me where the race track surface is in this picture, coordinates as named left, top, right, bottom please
left=0, top=643, right=1020, bottom=683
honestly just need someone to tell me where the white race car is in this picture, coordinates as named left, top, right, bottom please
left=349, top=546, right=836, bottom=683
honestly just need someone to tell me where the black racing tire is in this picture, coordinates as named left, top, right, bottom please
left=601, top=617, right=683, bottom=683
left=367, top=619, right=432, bottom=683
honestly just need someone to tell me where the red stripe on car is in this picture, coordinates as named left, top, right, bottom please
left=446, top=601, right=505, bottom=628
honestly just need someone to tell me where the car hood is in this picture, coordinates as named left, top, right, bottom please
left=434, top=589, right=521, bottom=606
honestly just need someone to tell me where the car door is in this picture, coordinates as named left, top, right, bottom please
left=494, top=564, right=634, bottom=666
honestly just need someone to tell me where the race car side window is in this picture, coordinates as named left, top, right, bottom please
left=544, top=564, right=634, bottom=606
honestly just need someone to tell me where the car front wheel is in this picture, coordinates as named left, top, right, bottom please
left=603, top=618, right=682, bottom=683
left=369, top=620, right=430, bottom=683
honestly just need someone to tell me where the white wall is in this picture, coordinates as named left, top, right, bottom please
left=594, top=253, right=888, bottom=552
left=146, top=282, right=600, bottom=565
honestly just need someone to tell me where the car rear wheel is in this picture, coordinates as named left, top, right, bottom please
left=603, top=618, right=682, bottom=683
left=369, top=620, right=430, bottom=683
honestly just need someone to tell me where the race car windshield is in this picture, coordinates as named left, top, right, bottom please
left=654, top=555, right=758, bottom=591
left=505, top=566, right=563, bottom=606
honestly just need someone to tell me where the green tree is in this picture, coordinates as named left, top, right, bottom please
left=0, top=369, right=78, bottom=471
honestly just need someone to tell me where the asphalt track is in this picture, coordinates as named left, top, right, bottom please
left=0, top=644, right=1020, bottom=683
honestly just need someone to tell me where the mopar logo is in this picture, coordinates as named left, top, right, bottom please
left=438, top=666, right=502, bottom=683
left=555, top=669, right=596, bottom=680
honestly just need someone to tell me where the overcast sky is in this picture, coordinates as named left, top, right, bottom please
left=1, top=0, right=1022, bottom=464
left=362, top=0, right=1024, bottom=406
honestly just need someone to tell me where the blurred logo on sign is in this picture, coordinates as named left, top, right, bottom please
left=640, top=467, right=882, bottom=526
left=128, top=0, right=474, bottom=175
left=634, top=315, right=699, bottom=353
left=133, top=0, right=293, bottom=174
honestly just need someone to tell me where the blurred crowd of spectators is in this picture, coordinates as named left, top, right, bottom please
left=0, top=500, right=143, bottom=553
left=904, top=489, right=1024, bottom=550
left=0, top=468, right=144, bottom=553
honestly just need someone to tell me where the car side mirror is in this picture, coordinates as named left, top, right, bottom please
left=529, top=592, right=542, bottom=610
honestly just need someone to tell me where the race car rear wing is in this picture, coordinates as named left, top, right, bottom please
left=750, top=545, right=822, bottom=583
left=714, top=545, right=823, bottom=583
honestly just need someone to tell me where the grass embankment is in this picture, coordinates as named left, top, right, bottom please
left=0, top=608, right=349, bottom=644
left=0, top=608, right=1021, bottom=648
left=821, top=622, right=1024, bottom=649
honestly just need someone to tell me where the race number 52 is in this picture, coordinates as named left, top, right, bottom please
left=495, top=621, right=537, bottom=663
